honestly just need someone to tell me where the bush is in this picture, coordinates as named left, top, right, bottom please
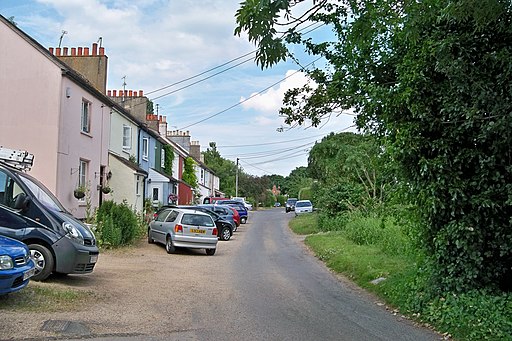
left=95, top=200, right=142, bottom=247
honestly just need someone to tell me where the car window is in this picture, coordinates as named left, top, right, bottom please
left=165, top=210, right=179, bottom=222
left=155, top=209, right=171, bottom=222
left=181, top=214, right=214, bottom=227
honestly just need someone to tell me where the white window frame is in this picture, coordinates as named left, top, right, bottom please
left=142, top=138, right=149, bottom=161
left=79, top=160, right=88, bottom=187
left=161, top=148, right=165, bottom=168
left=122, top=125, right=132, bottom=151
left=81, top=99, right=91, bottom=133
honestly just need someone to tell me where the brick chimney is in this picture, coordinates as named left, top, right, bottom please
left=189, top=141, right=201, bottom=161
left=167, top=130, right=191, bottom=152
left=50, top=42, right=108, bottom=94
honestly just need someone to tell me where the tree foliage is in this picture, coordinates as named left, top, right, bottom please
left=203, top=142, right=237, bottom=195
left=235, top=0, right=512, bottom=292
left=182, top=157, right=198, bottom=189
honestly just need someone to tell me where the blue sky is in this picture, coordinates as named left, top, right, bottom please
left=1, top=0, right=356, bottom=177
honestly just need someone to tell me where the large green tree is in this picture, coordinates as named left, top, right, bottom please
left=236, top=0, right=512, bottom=292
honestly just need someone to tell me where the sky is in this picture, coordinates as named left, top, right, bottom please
left=1, top=0, right=357, bottom=177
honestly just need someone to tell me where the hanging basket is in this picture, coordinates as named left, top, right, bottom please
left=101, top=186, right=111, bottom=194
left=74, top=189, right=86, bottom=199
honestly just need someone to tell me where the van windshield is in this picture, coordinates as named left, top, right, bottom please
left=19, top=173, right=66, bottom=212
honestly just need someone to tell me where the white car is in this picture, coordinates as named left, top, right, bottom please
left=294, top=200, right=313, bottom=215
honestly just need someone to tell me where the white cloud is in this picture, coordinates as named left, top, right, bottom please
left=240, top=70, right=311, bottom=114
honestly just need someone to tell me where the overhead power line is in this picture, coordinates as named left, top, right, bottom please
left=177, top=56, right=323, bottom=130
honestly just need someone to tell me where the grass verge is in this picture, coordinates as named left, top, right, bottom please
left=0, top=281, right=95, bottom=312
left=290, top=213, right=512, bottom=341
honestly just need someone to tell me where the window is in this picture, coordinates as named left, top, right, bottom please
left=161, top=148, right=165, bottom=168
left=123, top=125, right=132, bottom=151
left=81, top=99, right=91, bottom=133
left=79, top=160, right=88, bottom=188
left=142, top=138, right=149, bottom=160
left=152, top=188, right=159, bottom=201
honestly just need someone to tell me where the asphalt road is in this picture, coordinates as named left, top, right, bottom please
left=2, top=208, right=442, bottom=341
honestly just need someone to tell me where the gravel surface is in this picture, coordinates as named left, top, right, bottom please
left=1, top=225, right=249, bottom=340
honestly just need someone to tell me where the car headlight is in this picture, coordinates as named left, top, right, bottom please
left=0, top=255, right=14, bottom=270
left=63, top=222, right=84, bottom=245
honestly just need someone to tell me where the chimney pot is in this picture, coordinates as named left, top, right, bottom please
left=49, top=47, right=54, bottom=54
left=113, top=90, right=117, bottom=97
left=63, top=47, right=68, bottom=55
left=119, top=90, right=124, bottom=97
left=71, top=47, right=76, bottom=56
left=99, top=47, right=105, bottom=55
left=78, top=47, right=83, bottom=56
left=108, top=90, right=112, bottom=96
left=84, top=47, right=90, bottom=56
left=139, top=90, right=143, bottom=97
left=129, top=90, right=133, bottom=97
left=55, top=47, right=61, bottom=56
left=92, top=43, right=98, bottom=56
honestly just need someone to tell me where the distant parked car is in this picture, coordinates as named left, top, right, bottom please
left=294, top=200, right=313, bottom=216
left=0, top=235, right=35, bottom=295
left=216, top=200, right=249, bottom=224
left=148, top=208, right=218, bottom=255
left=198, top=204, right=238, bottom=232
left=177, top=205, right=234, bottom=241
left=285, top=198, right=298, bottom=213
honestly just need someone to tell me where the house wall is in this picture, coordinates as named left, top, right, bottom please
left=56, top=77, right=110, bottom=218
left=110, top=109, right=138, bottom=160
left=108, top=155, right=144, bottom=212
left=0, top=19, right=61, bottom=192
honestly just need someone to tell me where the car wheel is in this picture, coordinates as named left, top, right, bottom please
left=28, top=244, right=54, bottom=281
left=220, top=227, right=231, bottom=241
left=165, top=236, right=176, bottom=254
left=147, top=228, right=154, bottom=244
left=240, top=217, right=247, bottom=224
left=206, top=248, right=216, bottom=256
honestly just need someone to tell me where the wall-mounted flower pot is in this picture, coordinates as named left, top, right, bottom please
left=101, top=186, right=111, bottom=194
left=74, top=189, right=86, bottom=199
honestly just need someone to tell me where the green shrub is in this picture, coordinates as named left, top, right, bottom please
left=95, top=200, right=142, bottom=247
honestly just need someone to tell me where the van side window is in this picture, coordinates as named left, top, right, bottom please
left=0, top=170, right=25, bottom=208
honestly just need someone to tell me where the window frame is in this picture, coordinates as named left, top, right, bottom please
left=142, top=138, right=149, bottom=161
left=81, top=99, right=91, bottom=133
left=122, top=125, right=132, bottom=151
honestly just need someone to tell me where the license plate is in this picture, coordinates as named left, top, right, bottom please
left=90, top=255, right=98, bottom=263
left=190, top=229, right=206, bottom=234
left=23, top=268, right=35, bottom=281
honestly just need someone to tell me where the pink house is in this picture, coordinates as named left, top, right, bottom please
left=0, top=15, right=111, bottom=219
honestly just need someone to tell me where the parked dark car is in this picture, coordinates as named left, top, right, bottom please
left=285, top=198, right=298, bottom=213
left=215, top=200, right=248, bottom=224
left=198, top=204, right=238, bottom=232
left=0, top=163, right=99, bottom=281
left=0, top=235, right=35, bottom=295
left=178, top=205, right=234, bottom=241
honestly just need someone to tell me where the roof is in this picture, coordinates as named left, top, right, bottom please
left=109, top=153, right=148, bottom=176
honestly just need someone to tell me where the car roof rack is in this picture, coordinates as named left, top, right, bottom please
left=0, top=147, right=34, bottom=172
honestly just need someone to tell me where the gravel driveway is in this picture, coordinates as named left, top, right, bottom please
left=1, top=224, right=250, bottom=340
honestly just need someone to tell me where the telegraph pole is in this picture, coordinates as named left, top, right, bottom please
left=235, top=158, right=239, bottom=197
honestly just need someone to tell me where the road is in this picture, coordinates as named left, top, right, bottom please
left=1, top=208, right=442, bottom=340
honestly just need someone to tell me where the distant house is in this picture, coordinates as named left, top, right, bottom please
left=0, top=15, right=112, bottom=218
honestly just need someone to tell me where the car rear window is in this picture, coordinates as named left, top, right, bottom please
left=181, top=213, right=215, bottom=227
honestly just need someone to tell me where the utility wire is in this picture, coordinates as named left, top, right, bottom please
left=177, top=56, right=323, bottom=130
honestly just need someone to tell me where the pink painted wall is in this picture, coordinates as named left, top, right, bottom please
left=0, top=19, right=111, bottom=218
left=0, top=20, right=61, bottom=189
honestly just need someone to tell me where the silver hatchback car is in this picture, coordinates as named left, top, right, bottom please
left=148, top=208, right=218, bottom=255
